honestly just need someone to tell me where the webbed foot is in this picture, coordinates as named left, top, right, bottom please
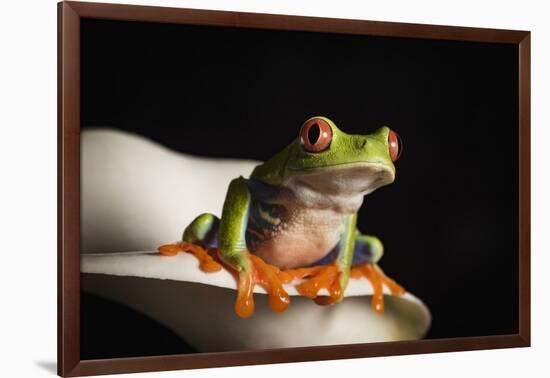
left=350, top=263, right=405, bottom=314
left=159, top=243, right=291, bottom=318
left=234, top=253, right=291, bottom=318
left=282, top=263, right=343, bottom=305
left=158, top=242, right=222, bottom=272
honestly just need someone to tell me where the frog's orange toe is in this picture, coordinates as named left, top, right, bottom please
left=350, top=263, right=405, bottom=314
left=158, top=242, right=223, bottom=272
left=158, top=244, right=182, bottom=256
left=285, top=263, right=342, bottom=305
left=158, top=245, right=289, bottom=318
left=234, top=253, right=291, bottom=318
left=235, top=270, right=256, bottom=318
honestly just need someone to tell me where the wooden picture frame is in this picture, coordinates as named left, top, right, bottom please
left=58, top=1, right=530, bottom=376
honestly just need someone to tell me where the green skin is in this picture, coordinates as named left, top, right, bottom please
left=183, top=116, right=397, bottom=302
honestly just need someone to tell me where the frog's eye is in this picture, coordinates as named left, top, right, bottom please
left=300, top=118, right=333, bottom=153
left=388, top=129, right=402, bottom=162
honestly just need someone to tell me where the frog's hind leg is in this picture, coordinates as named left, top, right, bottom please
left=351, top=234, right=384, bottom=265
left=158, top=213, right=223, bottom=272
left=350, top=233, right=405, bottom=313
left=182, top=213, right=220, bottom=248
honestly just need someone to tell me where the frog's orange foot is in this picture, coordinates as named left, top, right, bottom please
left=283, top=263, right=342, bottom=306
left=235, top=254, right=291, bottom=318
left=158, top=242, right=222, bottom=273
left=350, top=263, right=405, bottom=314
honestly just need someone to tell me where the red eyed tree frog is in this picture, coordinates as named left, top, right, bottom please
left=159, top=116, right=405, bottom=318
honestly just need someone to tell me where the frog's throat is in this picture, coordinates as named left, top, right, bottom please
left=280, top=162, right=395, bottom=213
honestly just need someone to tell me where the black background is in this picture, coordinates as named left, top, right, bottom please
left=81, top=18, right=519, bottom=359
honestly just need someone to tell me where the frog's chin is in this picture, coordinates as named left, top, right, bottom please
left=282, top=162, right=395, bottom=213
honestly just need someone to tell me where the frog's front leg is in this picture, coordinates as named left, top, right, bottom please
left=217, top=177, right=290, bottom=318
left=284, top=213, right=358, bottom=305
left=350, top=233, right=406, bottom=313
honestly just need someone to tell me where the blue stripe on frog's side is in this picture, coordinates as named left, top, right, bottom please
left=310, top=239, right=376, bottom=266
left=245, top=180, right=287, bottom=252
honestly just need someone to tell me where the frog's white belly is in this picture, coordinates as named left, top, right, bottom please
left=253, top=207, right=345, bottom=270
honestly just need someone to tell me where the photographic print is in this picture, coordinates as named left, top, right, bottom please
left=58, top=2, right=530, bottom=376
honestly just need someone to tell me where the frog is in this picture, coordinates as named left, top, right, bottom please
left=159, top=116, right=405, bottom=318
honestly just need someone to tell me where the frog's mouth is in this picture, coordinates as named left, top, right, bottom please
left=282, top=162, right=395, bottom=211
left=288, top=161, right=395, bottom=192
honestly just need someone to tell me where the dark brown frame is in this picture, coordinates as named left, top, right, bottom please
left=58, top=1, right=531, bottom=376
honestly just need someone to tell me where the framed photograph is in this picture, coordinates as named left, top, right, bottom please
left=58, top=1, right=530, bottom=376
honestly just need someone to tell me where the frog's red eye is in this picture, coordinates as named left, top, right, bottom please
left=388, top=129, right=402, bottom=162
left=300, top=118, right=333, bottom=153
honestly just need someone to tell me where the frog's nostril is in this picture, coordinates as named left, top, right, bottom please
left=358, top=139, right=367, bottom=148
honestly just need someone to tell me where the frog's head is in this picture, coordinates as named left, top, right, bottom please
left=251, top=116, right=402, bottom=211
